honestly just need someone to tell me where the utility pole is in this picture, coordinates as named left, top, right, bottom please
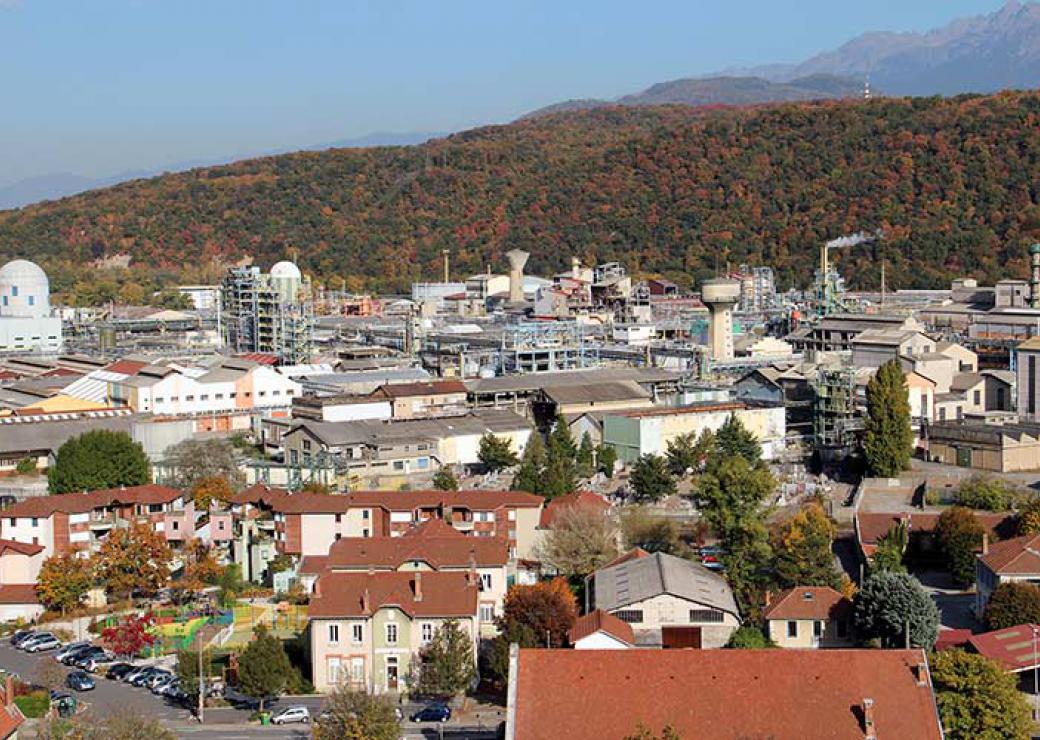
left=197, top=630, right=205, bottom=723
left=880, top=260, right=886, bottom=309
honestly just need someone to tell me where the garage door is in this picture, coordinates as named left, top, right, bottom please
left=662, top=626, right=702, bottom=649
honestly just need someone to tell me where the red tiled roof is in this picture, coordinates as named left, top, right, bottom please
left=325, top=526, right=508, bottom=570
left=763, top=587, right=852, bottom=621
left=935, top=629, right=973, bottom=652
left=0, top=538, right=44, bottom=557
left=602, top=547, right=650, bottom=569
left=346, top=489, right=544, bottom=511
left=374, top=380, right=467, bottom=397
left=0, top=584, right=39, bottom=605
left=979, top=533, right=1040, bottom=575
left=511, top=649, right=943, bottom=740
left=309, top=571, right=478, bottom=619
left=298, top=556, right=329, bottom=575
left=0, top=700, right=23, bottom=740
left=539, top=490, right=610, bottom=529
left=1, top=485, right=182, bottom=518
left=236, top=353, right=279, bottom=365
left=568, top=609, right=634, bottom=646
left=856, top=510, right=1014, bottom=558
left=104, top=359, right=148, bottom=375
left=968, top=623, right=1040, bottom=671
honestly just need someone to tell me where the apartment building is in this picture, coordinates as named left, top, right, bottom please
left=0, top=538, right=45, bottom=621
left=308, top=570, right=479, bottom=693
left=0, top=484, right=191, bottom=557
left=371, top=380, right=468, bottom=419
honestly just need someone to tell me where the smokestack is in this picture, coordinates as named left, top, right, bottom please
left=862, top=698, right=876, bottom=740
left=571, top=256, right=581, bottom=280
left=442, top=249, right=450, bottom=284
left=506, top=249, right=530, bottom=303
left=1030, top=244, right=1040, bottom=309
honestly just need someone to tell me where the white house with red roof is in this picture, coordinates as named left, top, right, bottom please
left=975, top=532, right=1040, bottom=618
left=763, top=586, right=854, bottom=649
left=0, top=538, right=45, bottom=621
left=569, top=609, right=635, bottom=650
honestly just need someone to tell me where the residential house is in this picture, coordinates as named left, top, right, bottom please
left=763, top=587, right=853, bottom=648
left=505, top=648, right=943, bottom=740
left=0, top=539, right=45, bottom=621
left=568, top=609, right=635, bottom=650
left=0, top=676, right=24, bottom=740
left=298, top=518, right=508, bottom=636
left=585, top=551, right=740, bottom=648
left=307, top=570, right=479, bottom=693
left=964, top=623, right=1040, bottom=685
left=976, top=532, right=1040, bottom=618
left=0, top=485, right=191, bottom=558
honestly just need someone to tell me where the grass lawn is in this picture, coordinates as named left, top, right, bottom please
left=14, top=691, right=50, bottom=718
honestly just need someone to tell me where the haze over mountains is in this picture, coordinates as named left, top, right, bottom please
left=4, top=1, right=1040, bottom=210
left=528, top=1, right=1040, bottom=114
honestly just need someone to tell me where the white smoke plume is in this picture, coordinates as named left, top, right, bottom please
left=825, top=230, right=883, bottom=250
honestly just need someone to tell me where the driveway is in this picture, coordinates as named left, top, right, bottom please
left=916, top=569, right=981, bottom=631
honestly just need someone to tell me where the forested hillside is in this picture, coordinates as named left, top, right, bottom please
left=2, top=92, right=1040, bottom=296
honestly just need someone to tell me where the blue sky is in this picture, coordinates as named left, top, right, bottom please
left=0, top=0, right=1008, bottom=185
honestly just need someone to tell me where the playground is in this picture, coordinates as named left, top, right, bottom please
left=226, top=601, right=308, bottom=647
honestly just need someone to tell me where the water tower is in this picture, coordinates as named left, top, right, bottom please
left=506, top=249, right=530, bottom=303
left=701, top=278, right=741, bottom=362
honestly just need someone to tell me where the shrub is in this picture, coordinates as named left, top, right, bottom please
left=954, top=475, right=1015, bottom=511
left=985, top=582, right=1040, bottom=631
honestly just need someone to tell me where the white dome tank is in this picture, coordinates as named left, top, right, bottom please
left=269, top=260, right=303, bottom=303
left=0, top=259, right=50, bottom=318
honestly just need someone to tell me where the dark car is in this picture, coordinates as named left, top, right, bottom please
left=10, top=630, right=38, bottom=648
left=65, top=671, right=95, bottom=692
left=60, top=646, right=95, bottom=666
left=106, top=663, right=134, bottom=680
left=411, top=704, right=451, bottom=723
left=129, top=667, right=162, bottom=687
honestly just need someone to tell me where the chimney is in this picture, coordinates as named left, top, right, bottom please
left=764, top=590, right=772, bottom=607
left=982, top=532, right=989, bottom=555
left=862, top=698, right=876, bottom=740
left=4, top=675, right=12, bottom=708
left=913, top=661, right=928, bottom=687
left=361, top=588, right=371, bottom=615
left=414, top=572, right=423, bottom=602
left=312, top=576, right=321, bottom=598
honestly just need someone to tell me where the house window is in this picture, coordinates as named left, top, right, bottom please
left=787, top=621, right=798, bottom=638
left=328, top=624, right=340, bottom=644
left=393, top=461, right=404, bottom=471
left=479, top=573, right=492, bottom=591
left=155, top=397, right=164, bottom=403
left=351, top=624, right=363, bottom=644
left=172, top=520, right=179, bottom=531
left=218, top=521, right=225, bottom=531
left=186, top=395, right=195, bottom=402
left=350, top=657, right=364, bottom=682
left=334, top=533, right=341, bottom=541
left=328, top=657, right=341, bottom=684
left=613, top=610, right=643, bottom=624
left=200, top=395, right=209, bottom=401
left=31, top=518, right=38, bottom=527
left=303, top=440, right=312, bottom=451
left=7, top=518, right=13, bottom=526
left=335, top=513, right=342, bottom=524
left=385, top=623, right=398, bottom=644
left=813, top=620, right=823, bottom=638
left=507, top=510, right=516, bottom=521
left=362, top=528, right=370, bottom=538
left=421, top=623, right=433, bottom=643
left=362, top=510, right=370, bottom=520
left=689, top=609, right=724, bottom=624
left=973, top=390, right=981, bottom=405
left=215, top=394, right=224, bottom=400
left=480, top=603, right=494, bottom=622
left=939, top=407, right=946, bottom=421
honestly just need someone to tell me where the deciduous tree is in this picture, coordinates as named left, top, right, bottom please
left=934, top=507, right=985, bottom=588
left=984, top=582, right=1040, bottom=631
left=534, top=505, right=618, bottom=579
left=853, top=572, right=939, bottom=649
left=714, top=415, right=760, bottom=466
left=36, top=553, right=93, bottom=614
left=164, top=438, right=245, bottom=492
left=621, top=508, right=685, bottom=556
left=931, top=649, right=1032, bottom=740
left=190, top=476, right=234, bottom=509
left=497, top=578, right=577, bottom=648
left=102, top=613, right=156, bottom=659
left=414, top=619, right=476, bottom=698
left=862, top=360, right=912, bottom=477
left=94, top=522, right=173, bottom=600
left=432, top=466, right=459, bottom=491
left=312, top=685, right=400, bottom=740
left=48, top=430, right=151, bottom=494
left=770, top=502, right=841, bottom=589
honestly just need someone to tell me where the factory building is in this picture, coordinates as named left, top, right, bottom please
left=0, top=259, right=63, bottom=354
left=220, top=260, right=314, bottom=364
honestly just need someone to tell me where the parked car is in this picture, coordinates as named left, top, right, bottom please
left=271, top=706, right=310, bottom=725
left=23, top=633, right=61, bottom=653
left=10, top=630, right=37, bottom=647
left=156, top=677, right=181, bottom=697
left=129, top=667, right=164, bottom=688
left=76, top=650, right=114, bottom=673
left=55, top=642, right=91, bottom=662
left=149, top=673, right=176, bottom=694
left=411, top=704, right=452, bottom=723
left=144, top=669, right=173, bottom=690
left=65, top=671, right=95, bottom=692
left=106, top=663, right=134, bottom=681
left=61, top=646, right=95, bottom=666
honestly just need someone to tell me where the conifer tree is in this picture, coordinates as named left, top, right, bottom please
left=863, top=360, right=912, bottom=477
left=237, top=625, right=293, bottom=712
left=513, top=433, right=546, bottom=495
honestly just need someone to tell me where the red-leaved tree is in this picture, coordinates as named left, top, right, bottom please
left=102, top=613, right=156, bottom=659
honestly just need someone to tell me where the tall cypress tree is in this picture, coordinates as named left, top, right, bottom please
left=863, top=360, right=912, bottom=477
left=513, top=433, right=546, bottom=495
